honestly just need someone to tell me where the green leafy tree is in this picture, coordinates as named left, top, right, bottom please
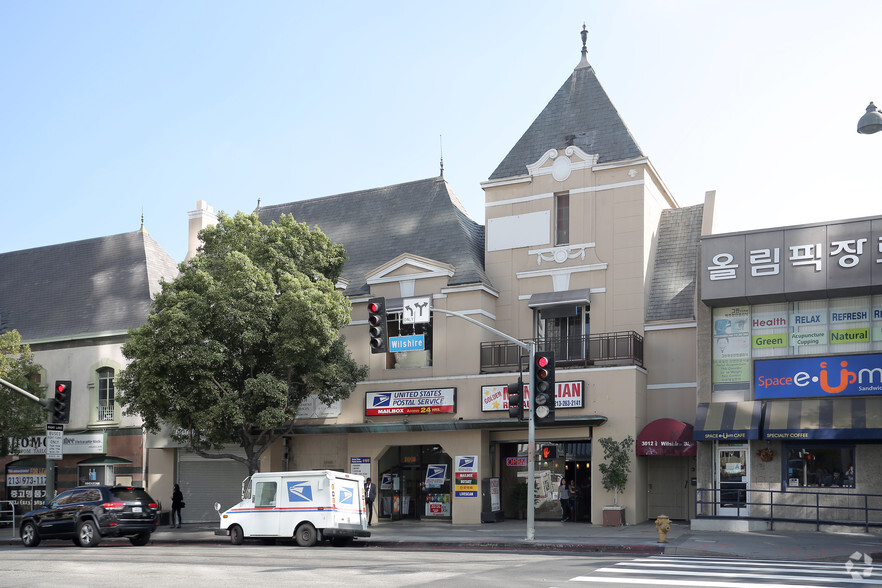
left=0, top=330, right=45, bottom=457
left=597, top=435, right=634, bottom=506
left=117, top=212, right=368, bottom=475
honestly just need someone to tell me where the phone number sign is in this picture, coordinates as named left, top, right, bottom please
left=7, top=466, right=46, bottom=487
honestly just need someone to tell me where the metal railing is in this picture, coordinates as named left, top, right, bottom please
left=695, top=487, right=882, bottom=532
left=0, top=500, right=15, bottom=538
left=479, top=332, right=644, bottom=373
left=97, top=400, right=115, bottom=421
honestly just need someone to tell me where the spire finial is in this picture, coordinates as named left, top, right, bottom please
left=257, top=197, right=262, bottom=210
left=439, top=134, right=444, bottom=178
left=139, top=207, right=148, bottom=234
left=577, top=23, right=590, bottom=68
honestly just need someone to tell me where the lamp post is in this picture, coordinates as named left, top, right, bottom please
left=857, top=102, right=882, bottom=134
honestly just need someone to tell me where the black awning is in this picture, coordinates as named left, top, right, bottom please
left=694, top=401, right=762, bottom=441
left=764, top=397, right=882, bottom=440
left=528, top=288, right=591, bottom=309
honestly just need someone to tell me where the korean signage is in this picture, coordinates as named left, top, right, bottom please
left=481, top=381, right=584, bottom=412
left=365, top=388, right=455, bottom=415
left=700, top=218, right=882, bottom=304
left=755, top=353, right=882, bottom=398
left=713, top=306, right=750, bottom=383
left=454, top=455, right=478, bottom=498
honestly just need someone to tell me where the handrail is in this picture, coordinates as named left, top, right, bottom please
left=695, top=486, right=882, bottom=532
left=479, top=331, right=644, bottom=373
left=0, top=500, right=16, bottom=538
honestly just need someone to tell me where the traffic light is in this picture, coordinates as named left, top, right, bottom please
left=53, top=380, right=71, bottom=424
left=367, top=297, right=388, bottom=354
left=541, top=445, right=557, bottom=459
left=507, top=380, right=524, bottom=420
left=533, top=351, right=555, bottom=424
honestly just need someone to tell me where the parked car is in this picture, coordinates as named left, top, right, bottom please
left=20, top=485, right=159, bottom=547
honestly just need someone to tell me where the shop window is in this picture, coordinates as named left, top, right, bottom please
left=386, top=311, right=432, bottom=369
left=784, top=445, right=855, bottom=488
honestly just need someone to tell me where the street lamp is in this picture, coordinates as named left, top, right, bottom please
left=857, top=101, right=882, bottom=134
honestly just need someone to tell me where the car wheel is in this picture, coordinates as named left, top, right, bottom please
left=230, top=525, right=244, bottom=546
left=20, top=522, right=40, bottom=547
left=77, top=519, right=102, bottom=547
left=129, top=533, right=150, bottom=546
left=295, top=522, right=317, bottom=547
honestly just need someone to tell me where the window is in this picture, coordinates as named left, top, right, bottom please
left=785, top=445, right=855, bottom=488
left=97, top=367, right=115, bottom=422
left=537, top=306, right=588, bottom=362
left=255, top=482, right=277, bottom=507
left=386, top=310, right=432, bottom=369
left=555, top=192, right=570, bottom=246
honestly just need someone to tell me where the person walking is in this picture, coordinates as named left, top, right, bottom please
left=365, top=477, right=377, bottom=526
left=170, top=483, right=184, bottom=528
left=558, top=478, right=570, bottom=522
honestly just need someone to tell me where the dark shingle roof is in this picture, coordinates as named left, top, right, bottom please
left=490, top=61, right=644, bottom=181
left=0, top=230, right=179, bottom=341
left=256, top=177, right=489, bottom=297
left=646, top=204, right=704, bottom=322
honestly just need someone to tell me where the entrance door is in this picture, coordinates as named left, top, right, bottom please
left=716, top=445, right=748, bottom=516
left=647, top=458, right=690, bottom=520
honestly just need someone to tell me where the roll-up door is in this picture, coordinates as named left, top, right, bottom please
left=178, top=458, right=250, bottom=523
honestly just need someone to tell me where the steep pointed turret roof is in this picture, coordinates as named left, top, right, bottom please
left=490, top=26, right=644, bottom=181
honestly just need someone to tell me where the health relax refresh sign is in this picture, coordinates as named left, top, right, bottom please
left=755, top=353, right=882, bottom=399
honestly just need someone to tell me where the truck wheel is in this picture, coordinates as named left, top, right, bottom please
left=230, top=525, right=244, bottom=545
left=129, top=533, right=150, bottom=546
left=77, top=519, right=102, bottom=547
left=20, top=522, right=40, bottom=547
left=295, top=522, right=317, bottom=547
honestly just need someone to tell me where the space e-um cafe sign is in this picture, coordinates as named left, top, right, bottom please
left=365, top=388, right=456, bottom=416
left=755, top=353, right=882, bottom=399
left=481, top=381, right=584, bottom=412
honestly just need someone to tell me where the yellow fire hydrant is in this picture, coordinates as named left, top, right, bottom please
left=655, top=514, right=671, bottom=543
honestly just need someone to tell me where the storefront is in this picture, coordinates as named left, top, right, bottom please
left=376, top=445, right=452, bottom=521
left=696, top=217, right=882, bottom=528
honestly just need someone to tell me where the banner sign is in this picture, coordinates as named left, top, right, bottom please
left=755, top=353, right=882, bottom=398
left=6, top=465, right=46, bottom=487
left=350, top=457, right=371, bottom=478
left=365, top=388, right=455, bottom=416
left=454, top=455, right=478, bottom=497
left=9, top=433, right=105, bottom=456
left=481, top=381, right=583, bottom=412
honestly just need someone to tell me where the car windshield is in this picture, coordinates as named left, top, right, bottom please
left=111, top=488, right=153, bottom=501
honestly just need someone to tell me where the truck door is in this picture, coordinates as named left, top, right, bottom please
left=248, top=477, right=281, bottom=536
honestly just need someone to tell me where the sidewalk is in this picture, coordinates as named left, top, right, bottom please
left=5, top=518, right=882, bottom=561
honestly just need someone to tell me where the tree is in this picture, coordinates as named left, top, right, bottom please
left=597, top=435, right=634, bottom=506
left=117, top=212, right=368, bottom=475
left=0, top=330, right=45, bottom=457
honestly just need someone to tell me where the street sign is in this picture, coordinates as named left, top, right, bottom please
left=46, top=423, right=63, bottom=460
left=402, top=297, right=431, bottom=324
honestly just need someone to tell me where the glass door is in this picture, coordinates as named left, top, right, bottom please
left=716, top=444, right=748, bottom=516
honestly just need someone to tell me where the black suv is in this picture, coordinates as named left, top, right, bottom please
left=20, top=485, right=159, bottom=547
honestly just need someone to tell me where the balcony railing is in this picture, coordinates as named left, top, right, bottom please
left=479, top=331, right=644, bottom=373
left=97, top=400, right=115, bottom=422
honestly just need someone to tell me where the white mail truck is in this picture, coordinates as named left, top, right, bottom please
left=215, top=470, right=370, bottom=547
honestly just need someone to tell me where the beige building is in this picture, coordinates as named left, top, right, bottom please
left=150, top=29, right=707, bottom=526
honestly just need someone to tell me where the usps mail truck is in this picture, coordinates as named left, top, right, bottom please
left=215, top=470, right=370, bottom=547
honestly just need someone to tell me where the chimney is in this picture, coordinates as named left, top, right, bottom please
left=185, top=200, right=217, bottom=261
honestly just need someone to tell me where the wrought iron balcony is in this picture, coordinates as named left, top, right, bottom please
left=479, top=331, right=644, bottom=373
left=97, top=400, right=115, bottom=422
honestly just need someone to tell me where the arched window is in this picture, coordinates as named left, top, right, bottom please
left=97, top=367, right=115, bottom=422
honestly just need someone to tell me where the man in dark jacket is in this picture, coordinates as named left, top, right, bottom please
left=365, top=477, right=377, bottom=526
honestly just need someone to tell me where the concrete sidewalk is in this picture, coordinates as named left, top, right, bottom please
left=5, top=518, right=882, bottom=562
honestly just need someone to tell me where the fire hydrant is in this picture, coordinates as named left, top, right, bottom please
left=655, top=514, right=671, bottom=543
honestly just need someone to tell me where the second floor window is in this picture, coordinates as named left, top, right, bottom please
left=555, top=192, right=570, bottom=246
left=97, top=367, right=115, bottom=422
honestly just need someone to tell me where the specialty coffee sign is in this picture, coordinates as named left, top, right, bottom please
left=365, top=388, right=456, bottom=415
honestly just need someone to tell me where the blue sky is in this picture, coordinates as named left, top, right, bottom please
left=3, top=1, right=881, bottom=262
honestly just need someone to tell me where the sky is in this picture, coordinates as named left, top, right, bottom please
left=3, top=1, right=882, bottom=263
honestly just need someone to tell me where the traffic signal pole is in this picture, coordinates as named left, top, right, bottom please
left=429, top=308, right=538, bottom=540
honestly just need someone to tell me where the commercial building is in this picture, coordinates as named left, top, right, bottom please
left=695, top=216, right=882, bottom=531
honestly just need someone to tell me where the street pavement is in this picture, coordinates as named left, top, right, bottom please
left=4, top=517, right=882, bottom=562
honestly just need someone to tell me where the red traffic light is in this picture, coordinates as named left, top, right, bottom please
left=536, top=355, right=549, bottom=368
left=368, top=302, right=379, bottom=313
left=56, top=382, right=67, bottom=393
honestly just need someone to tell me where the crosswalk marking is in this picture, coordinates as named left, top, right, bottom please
left=569, top=555, right=879, bottom=586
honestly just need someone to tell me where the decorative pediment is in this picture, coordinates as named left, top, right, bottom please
left=365, top=253, right=455, bottom=292
left=526, top=146, right=599, bottom=182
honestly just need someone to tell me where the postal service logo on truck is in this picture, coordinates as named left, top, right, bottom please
left=287, top=481, right=313, bottom=502
left=338, top=487, right=354, bottom=505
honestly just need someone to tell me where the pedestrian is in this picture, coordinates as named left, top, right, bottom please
left=365, top=477, right=377, bottom=526
left=558, top=478, right=570, bottom=522
left=171, top=483, right=184, bottom=528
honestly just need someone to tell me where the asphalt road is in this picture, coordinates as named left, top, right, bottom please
left=2, top=542, right=872, bottom=587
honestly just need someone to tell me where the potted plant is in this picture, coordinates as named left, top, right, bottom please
left=598, top=435, right=634, bottom=526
